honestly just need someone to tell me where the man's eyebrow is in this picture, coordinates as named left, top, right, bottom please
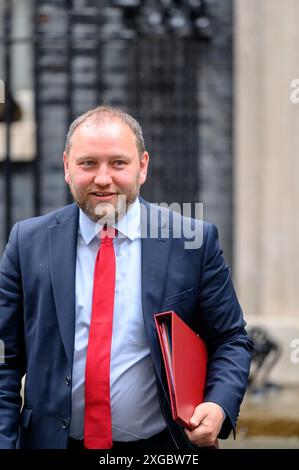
left=75, top=155, right=95, bottom=160
left=74, top=153, right=131, bottom=161
left=110, top=154, right=131, bottom=160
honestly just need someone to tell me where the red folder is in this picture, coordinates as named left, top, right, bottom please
left=154, top=311, right=207, bottom=431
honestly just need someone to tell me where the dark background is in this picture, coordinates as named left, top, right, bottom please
left=0, top=0, right=233, bottom=265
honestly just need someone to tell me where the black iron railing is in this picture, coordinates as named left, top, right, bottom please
left=0, top=0, right=212, bottom=253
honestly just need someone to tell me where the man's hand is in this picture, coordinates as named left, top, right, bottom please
left=184, top=402, right=225, bottom=447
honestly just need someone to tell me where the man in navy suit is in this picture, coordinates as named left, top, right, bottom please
left=0, top=106, right=252, bottom=449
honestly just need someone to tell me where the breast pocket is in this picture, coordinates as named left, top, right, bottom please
left=161, top=287, right=195, bottom=310
left=116, top=283, right=147, bottom=344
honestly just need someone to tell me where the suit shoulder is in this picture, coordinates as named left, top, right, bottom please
left=16, top=204, right=78, bottom=233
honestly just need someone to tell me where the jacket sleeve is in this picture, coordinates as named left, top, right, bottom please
left=0, top=223, right=25, bottom=448
left=196, top=223, right=253, bottom=439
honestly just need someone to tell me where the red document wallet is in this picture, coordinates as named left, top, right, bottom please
left=154, top=311, right=208, bottom=431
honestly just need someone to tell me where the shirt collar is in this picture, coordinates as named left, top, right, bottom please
left=79, top=197, right=141, bottom=245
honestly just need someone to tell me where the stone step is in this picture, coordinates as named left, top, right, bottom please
left=236, top=386, right=299, bottom=437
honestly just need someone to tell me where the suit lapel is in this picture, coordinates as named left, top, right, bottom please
left=48, top=200, right=171, bottom=380
left=140, top=199, right=172, bottom=383
left=49, top=204, right=79, bottom=368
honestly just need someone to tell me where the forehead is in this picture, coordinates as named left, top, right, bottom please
left=72, top=117, right=135, bottom=144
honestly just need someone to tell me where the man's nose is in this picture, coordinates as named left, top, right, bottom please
left=94, top=167, right=112, bottom=186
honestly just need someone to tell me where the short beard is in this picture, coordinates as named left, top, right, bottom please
left=68, top=185, right=138, bottom=224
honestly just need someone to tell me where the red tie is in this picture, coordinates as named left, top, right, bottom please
left=84, top=226, right=116, bottom=449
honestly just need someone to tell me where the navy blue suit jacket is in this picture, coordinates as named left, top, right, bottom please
left=0, top=199, right=252, bottom=449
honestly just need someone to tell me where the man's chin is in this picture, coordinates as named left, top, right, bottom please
left=76, top=195, right=134, bottom=224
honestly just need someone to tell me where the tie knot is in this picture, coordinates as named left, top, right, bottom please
left=99, top=226, right=116, bottom=242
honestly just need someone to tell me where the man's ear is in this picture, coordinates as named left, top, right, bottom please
left=139, top=151, right=149, bottom=186
left=63, top=151, right=70, bottom=184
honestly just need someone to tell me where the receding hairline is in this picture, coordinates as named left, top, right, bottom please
left=64, top=106, right=146, bottom=158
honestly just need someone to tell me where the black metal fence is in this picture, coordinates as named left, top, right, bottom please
left=0, top=0, right=233, bottom=262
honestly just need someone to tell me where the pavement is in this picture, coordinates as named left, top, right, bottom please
left=220, top=436, right=299, bottom=449
left=219, top=384, right=299, bottom=449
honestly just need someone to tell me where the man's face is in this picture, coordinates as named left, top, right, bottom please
left=63, top=118, right=149, bottom=223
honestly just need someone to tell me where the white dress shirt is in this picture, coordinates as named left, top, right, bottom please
left=69, top=197, right=166, bottom=441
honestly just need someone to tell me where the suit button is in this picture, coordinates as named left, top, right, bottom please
left=61, top=419, right=69, bottom=429
left=65, top=376, right=71, bottom=386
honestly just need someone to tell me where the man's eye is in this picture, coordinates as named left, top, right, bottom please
left=81, top=161, right=94, bottom=167
left=114, top=160, right=126, bottom=167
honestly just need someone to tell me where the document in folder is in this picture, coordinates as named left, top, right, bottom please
left=154, top=311, right=207, bottom=431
